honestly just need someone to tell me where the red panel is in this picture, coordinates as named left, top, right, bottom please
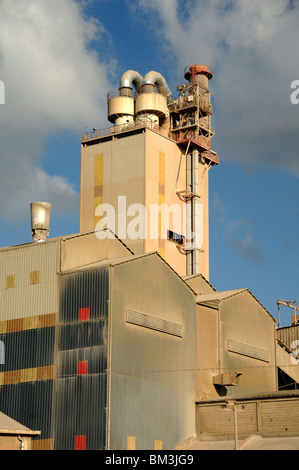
left=75, top=435, right=86, bottom=450
left=77, top=360, right=88, bottom=375
left=79, top=307, right=90, bottom=322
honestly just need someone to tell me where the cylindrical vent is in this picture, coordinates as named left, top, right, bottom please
left=30, top=202, right=51, bottom=242
left=184, top=64, right=213, bottom=88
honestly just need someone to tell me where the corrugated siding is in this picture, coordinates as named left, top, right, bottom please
left=60, top=233, right=132, bottom=272
left=277, top=325, right=299, bottom=350
left=0, top=241, right=59, bottom=321
left=0, top=240, right=110, bottom=450
left=0, top=381, right=53, bottom=439
left=0, top=242, right=59, bottom=449
left=55, top=267, right=109, bottom=450
left=219, top=292, right=277, bottom=397
left=109, top=255, right=197, bottom=450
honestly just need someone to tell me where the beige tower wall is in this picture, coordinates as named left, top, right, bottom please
left=80, top=133, right=146, bottom=255
left=80, top=127, right=211, bottom=278
left=143, top=130, right=210, bottom=278
left=144, top=130, right=187, bottom=276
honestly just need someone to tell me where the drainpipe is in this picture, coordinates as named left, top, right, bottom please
left=186, top=149, right=192, bottom=275
left=192, top=149, right=199, bottom=274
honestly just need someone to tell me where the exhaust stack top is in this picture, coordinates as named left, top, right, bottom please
left=30, top=202, right=51, bottom=242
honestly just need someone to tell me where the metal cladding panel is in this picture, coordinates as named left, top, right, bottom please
left=110, top=375, right=195, bottom=450
left=58, top=346, right=107, bottom=378
left=0, top=326, right=55, bottom=372
left=60, top=232, right=132, bottom=272
left=59, top=267, right=109, bottom=324
left=0, top=241, right=59, bottom=321
left=80, top=133, right=146, bottom=255
left=109, top=254, right=197, bottom=450
left=56, top=267, right=109, bottom=450
left=54, top=375, right=107, bottom=450
left=219, top=291, right=277, bottom=397
left=0, top=381, right=53, bottom=443
left=0, top=318, right=56, bottom=447
left=277, top=325, right=299, bottom=350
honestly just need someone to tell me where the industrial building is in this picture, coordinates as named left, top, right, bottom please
left=0, top=65, right=299, bottom=450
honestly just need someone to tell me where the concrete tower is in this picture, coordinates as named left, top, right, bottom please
left=80, top=65, right=219, bottom=279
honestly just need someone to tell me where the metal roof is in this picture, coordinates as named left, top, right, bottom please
left=0, top=228, right=134, bottom=255
left=196, top=288, right=248, bottom=308
left=0, top=412, right=40, bottom=436
left=59, top=250, right=197, bottom=297
left=196, top=288, right=276, bottom=322
left=60, top=251, right=156, bottom=274
left=182, top=273, right=216, bottom=292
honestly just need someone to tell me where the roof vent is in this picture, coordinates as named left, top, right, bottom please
left=30, top=202, right=51, bottom=242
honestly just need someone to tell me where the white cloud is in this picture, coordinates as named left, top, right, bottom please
left=224, top=217, right=264, bottom=265
left=0, top=0, right=113, bottom=222
left=133, top=0, right=299, bottom=175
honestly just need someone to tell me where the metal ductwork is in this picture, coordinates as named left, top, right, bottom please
left=108, top=70, right=143, bottom=125
left=142, top=71, right=173, bottom=103
left=108, top=69, right=173, bottom=126
left=119, top=70, right=143, bottom=94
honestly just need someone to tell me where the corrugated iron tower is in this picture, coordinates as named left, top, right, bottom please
left=80, top=65, right=219, bottom=279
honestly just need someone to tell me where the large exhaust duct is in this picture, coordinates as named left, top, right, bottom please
left=108, top=69, right=173, bottom=126
left=108, top=70, right=143, bottom=125
left=30, top=202, right=51, bottom=242
left=119, top=70, right=143, bottom=95
left=142, top=71, right=173, bottom=103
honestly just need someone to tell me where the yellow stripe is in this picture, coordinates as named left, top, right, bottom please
left=94, top=154, right=104, bottom=230
left=23, top=316, right=39, bottom=331
left=159, top=151, right=165, bottom=185
left=0, top=313, right=57, bottom=334
left=21, top=367, right=37, bottom=383
left=0, top=365, right=56, bottom=386
left=94, top=154, right=103, bottom=187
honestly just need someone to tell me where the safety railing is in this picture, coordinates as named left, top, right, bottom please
left=82, top=119, right=169, bottom=142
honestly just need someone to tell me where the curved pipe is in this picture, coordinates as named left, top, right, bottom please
left=142, top=71, right=173, bottom=102
left=120, top=70, right=143, bottom=91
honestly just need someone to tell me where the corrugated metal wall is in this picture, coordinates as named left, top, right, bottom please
left=0, top=241, right=59, bottom=449
left=0, top=241, right=59, bottom=321
left=0, top=237, right=110, bottom=449
left=277, top=325, right=299, bottom=350
left=219, top=292, right=277, bottom=397
left=55, top=267, right=109, bottom=450
left=109, top=254, right=197, bottom=450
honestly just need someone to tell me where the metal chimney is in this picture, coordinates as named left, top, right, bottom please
left=30, top=202, right=51, bottom=242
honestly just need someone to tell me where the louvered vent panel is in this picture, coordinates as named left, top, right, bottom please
left=126, top=309, right=183, bottom=338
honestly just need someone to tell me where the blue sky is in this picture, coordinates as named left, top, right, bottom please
left=0, top=0, right=298, bottom=326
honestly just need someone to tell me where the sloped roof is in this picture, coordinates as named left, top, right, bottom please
left=60, top=251, right=197, bottom=297
left=61, top=251, right=157, bottom=273
left=0, top=228, right=134, bottom=255
left=0, top=411, right=40, bottom=436
left=196, top=288, right=248, bottom=308
left=196, top=288, right=276, bottom=322
left=182, top=273, right=216, bottom=293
